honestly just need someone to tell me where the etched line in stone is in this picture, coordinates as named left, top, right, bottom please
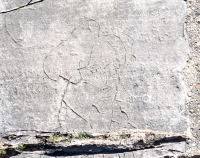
left=62, top=100, right=87, bottom=123
left=4, top=24, right=22, bottom=47
left=92, top=104, right=101, bottom=113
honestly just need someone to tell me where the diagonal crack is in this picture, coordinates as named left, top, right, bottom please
left=62, top=100, right=87, bottom=123
left=0, top=0, right=44, bottom=14
left=4, top=24, right=22, bottom=46
left=62, top=100, right=93, bottom=129
left=92, top=104, right=101, bottom=113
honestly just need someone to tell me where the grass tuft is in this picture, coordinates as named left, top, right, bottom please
left=0, top=149, right=6, bottom=155
left=75, top=133, right=90, bottom=140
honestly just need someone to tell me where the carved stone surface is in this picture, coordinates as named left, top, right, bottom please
left=0, top=0, right=189, bottom=133
left=0, top=0, right=192, bottom=157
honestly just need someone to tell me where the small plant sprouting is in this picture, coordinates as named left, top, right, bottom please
left=50, top=133, right=91, bottom=142
left=75, top=133, right=90, bottom=140
left=66, top=137, right=72, bottom=143
left=16, top=145, right=26, bottom=151
left=50, top=134, right=64, bottom=142
left=0, top=149, right=6, bottom=155
left=50, top=133, right=73, bottom=143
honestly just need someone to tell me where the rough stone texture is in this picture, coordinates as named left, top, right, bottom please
left=0, top=129, right=188, bottom=157
left=0, top=0, right=195, bottom=157
left=184, top=0, right=200, bottom=155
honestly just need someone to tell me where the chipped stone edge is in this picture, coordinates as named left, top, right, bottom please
left=0, top=129, right=189, bottom=157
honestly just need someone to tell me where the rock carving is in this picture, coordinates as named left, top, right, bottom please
left=0, top=0, right=195, bottom=157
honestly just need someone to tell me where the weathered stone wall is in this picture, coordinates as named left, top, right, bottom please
left=0, top=0, right=198, bottom=157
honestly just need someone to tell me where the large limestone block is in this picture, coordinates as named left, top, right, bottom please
left=0, top=0, right=189, bottom=133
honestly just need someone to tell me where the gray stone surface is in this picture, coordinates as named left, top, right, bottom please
left=0, top=0, right=194, bottom=157
left=0, top=0, right=189, bottom=133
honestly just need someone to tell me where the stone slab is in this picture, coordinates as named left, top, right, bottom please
left=0, top=0, right=189, bottom=134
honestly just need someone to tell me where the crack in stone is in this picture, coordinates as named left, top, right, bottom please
left=43, top=69, right=58, bottom=82
left=4, top=24, right=22, bottom=47
left=57, top=78, right=71, bottom=131
left=92, top=104, right=101, bottom=113
left=128, top=122, right=137, bottom=129
left=0, top=0, right=44, bottom=14
left=62, top=100, right=88, bottom=123
left=62, top=99, right=94, bottom=130
left=119, top=105, right=129, bottom=120
left=168, top=149, right=184, bottom=153
left=59, top=75, right=82, bottom=85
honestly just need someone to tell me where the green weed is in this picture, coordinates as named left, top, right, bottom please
left=50, top=134, right=64, bottom=142
left=75, top=133, right=90, bottom=140
left=16, top=145, right=26, bottom=151
left=0, top=149, right=6, bottom=155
